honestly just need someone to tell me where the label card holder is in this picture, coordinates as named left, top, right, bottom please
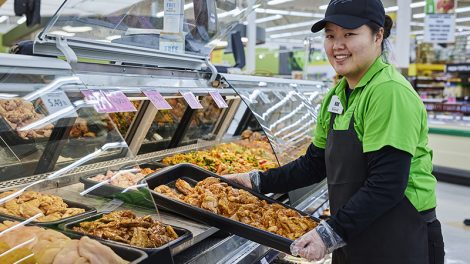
left=102, top=90, right=137, bottom=112
left=81, top=90, right=117, bottom=113
left=209, top=91, right=228, bottom=108
left=143, top=90, right=173, bottom=110
left=40, top=90, right=77, bottom=117
left=180, top=91, right=203, bottom=109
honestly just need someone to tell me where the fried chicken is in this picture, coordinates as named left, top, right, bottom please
left=154, top=177, right=317, bottom=240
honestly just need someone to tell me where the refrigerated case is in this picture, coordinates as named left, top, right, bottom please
left=0, top=0, right=330, bottom=263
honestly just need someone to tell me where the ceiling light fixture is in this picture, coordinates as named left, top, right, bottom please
left=266, top=20, right=316, bottom=32
left=256, top=8, right=323, bottom=18
left=244, top=14, right=283, bottom=25
left=270, top=30, right=311, bottom=39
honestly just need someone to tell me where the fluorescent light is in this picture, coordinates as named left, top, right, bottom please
left=241, top=37, right=248, bottom=43
left=413, top=13, right=425, bottom=19
left=456, top=6, right=470, bottom=13
left=62, top=26, right=93, bottom=33
left=17, top=16, right=26, bottom=24
left=270, top=30, right=311, bottom=39
left=256, top=8, right=323, bottom=18
left=244, top=14, right=283, bottom=25
left=0, top=16, right=8, bottom=23
left=385, top=6, right=399, bottom=12
left=267, top=0, right=294, bottom=5
left=411, top=2, right=426, bottom=8
left=319, top=5, right=328, bottom=10
left=266, top=20, right=315, bottom=32
left=457, top=17, right=470, bottom=23
left=156, top=3, right=194, bottom=18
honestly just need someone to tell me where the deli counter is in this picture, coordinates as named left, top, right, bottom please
left=0, top=1, right=329, bottom=263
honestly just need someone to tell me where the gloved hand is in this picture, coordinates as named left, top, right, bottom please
left=290, top=228, right=327, bottom=261
left=290, top=220, right=346, bottom=261
left=223, top=172, right=252, bottom=189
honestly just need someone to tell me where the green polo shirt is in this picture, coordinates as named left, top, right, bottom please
left=313, top=56, right=437, bottom=212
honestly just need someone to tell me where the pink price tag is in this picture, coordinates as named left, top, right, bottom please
left=209, top=91, right=228, bottom=108
left=102, top=90, right=137, bottom=112
left=143, top=90, right=173, bottom=110
left=181, top=91, right=203, bottom=109
left=81, top=90, right=116, bottom=113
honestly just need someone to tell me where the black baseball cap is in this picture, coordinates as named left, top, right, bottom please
left=311, top=0, right=385, bottom=33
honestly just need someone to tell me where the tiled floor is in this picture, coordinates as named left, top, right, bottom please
left=436, top=182, right=470, bottom=264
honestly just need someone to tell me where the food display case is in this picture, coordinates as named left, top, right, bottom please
left=0, top=0, right=330, bottom=263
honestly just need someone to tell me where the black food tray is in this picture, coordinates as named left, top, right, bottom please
left=63, top=212, right=192, bottom=255
left=0, top=198, right=96, bottom=227
left=141, top=163, right=320, bottom=254
left=79, top=162, right=167, bottom=207
left=0, top=215, right=148, bottom=264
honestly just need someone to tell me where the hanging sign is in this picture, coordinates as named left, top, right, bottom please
left=40, top=90, right=77, bottom=117
left=209, top=91, right=228, bottom=108
left=143, top=90, right=173, bottom=110
left=81, top=90, right=116, bottom=113
left=180, top=91, right=203, bottom=109
left=424, top=0, right=456, bottom=43
left=101, top=90, right=137, bottom=112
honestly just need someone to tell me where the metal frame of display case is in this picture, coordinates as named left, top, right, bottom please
left=0, top=53, right=329, bottom=263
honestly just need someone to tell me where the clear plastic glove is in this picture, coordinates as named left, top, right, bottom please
left=291, top=220, right=346, bottom=261
left=223, top=172, right=252, bottom=189
left=290, top=228, right=327, bottom=261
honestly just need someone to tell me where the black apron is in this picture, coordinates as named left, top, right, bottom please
left=325, top=112, right=429, bottom=264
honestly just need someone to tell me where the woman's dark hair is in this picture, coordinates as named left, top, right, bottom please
left=366, top=15, right=393, bottom=52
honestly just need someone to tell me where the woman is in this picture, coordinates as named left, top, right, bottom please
left=226, top=0, right=445, bottom=263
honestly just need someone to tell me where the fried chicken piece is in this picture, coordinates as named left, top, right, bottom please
left=130, top=227, right=152, bottom=247
left=62, top=208, right=86, bottom=219
left=19, top=201, right=43, bottom=218
left=154, top=185, right=183, bottom=200
left=200, top=191, right=218, bottom=214
left=175, top=179, right=194, bottom=195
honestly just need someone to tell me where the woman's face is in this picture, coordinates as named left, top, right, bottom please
left=323, top=23, right=383, bottom=86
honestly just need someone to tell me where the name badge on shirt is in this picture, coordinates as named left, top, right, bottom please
left=327, top=95, right=344, bottom=114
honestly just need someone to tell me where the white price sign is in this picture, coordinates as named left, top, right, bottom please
left=40, top=91, right=77, bottom=117
left=424, top=14, right=455, bottom=43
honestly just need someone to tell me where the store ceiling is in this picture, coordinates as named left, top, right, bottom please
left=1, top=0, right=470, bottom=45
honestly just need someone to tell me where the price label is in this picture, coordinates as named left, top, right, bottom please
left=40, top=91, right=77, bottom=117
left=99, top=198, right=124, bottom=213
left=81, top=90, right=117, bottom=113
left=143, top=90, right=173, bottom=110
left=180, top=91, right=203, bottom=109
left=209, top=91, right=228, bottom=108
left=102, top=90, right=137, bottom=112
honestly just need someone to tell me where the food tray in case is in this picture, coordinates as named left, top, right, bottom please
left=0, top=198, right=96, bottom=227
left=140, top=163, right=320, bottom=254
left=0, top=215, right=148, bottom=264
left=79, top=162, right=167, bottom=207
left=63, top=212, right=192, bottom=255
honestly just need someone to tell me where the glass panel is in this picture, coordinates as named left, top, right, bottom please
left=226, top=77, right=327, bottom=165
left=40, top=0, right=262, bottom=58
left=180, top=95, right=223, bottom=144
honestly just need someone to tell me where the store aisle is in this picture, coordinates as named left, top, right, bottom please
left=436, top=182, right=470, bottom=264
